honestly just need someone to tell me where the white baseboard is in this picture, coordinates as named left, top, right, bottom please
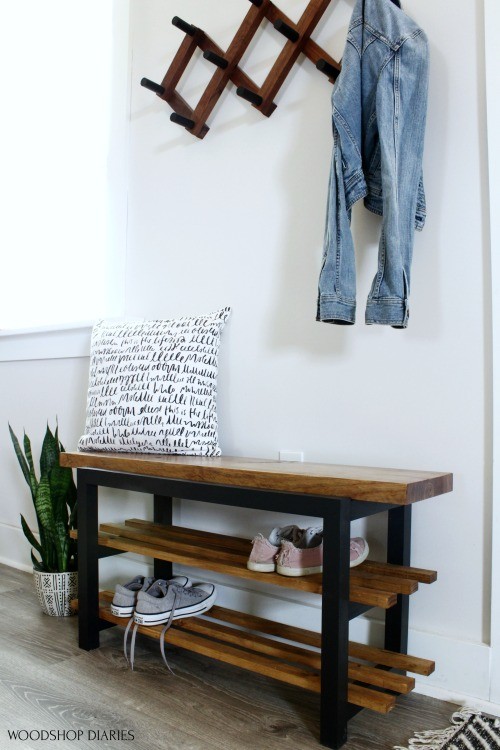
left=348, top=611, right=492, bottom=703
left=0, top=522, right=495, bottom=709
left=0, top=556, right=32, bottom=573
left=410, top=682, right=500, bottom=717
left=0, top=521, right=34, bottom=571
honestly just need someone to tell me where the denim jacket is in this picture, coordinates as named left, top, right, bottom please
left=317, top=0, right=429, bottom=328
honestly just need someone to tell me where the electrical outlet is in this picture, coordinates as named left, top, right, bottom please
left=279, top=450, right=304, bottom=462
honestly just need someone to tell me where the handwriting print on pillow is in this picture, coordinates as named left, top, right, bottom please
left=78, top=308, right=231, bottom=456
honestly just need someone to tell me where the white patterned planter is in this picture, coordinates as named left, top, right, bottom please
left=33, top=570, right=78, bottom=617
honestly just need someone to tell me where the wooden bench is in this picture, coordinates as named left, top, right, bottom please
left=61, top=451, right=452, bottom=749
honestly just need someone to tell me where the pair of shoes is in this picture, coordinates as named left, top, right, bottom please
left=247, top=525, right=324, bottom=576
left=111, top=575, right=216, bottom=671
left=247, top=526, right=369, bottom=577
left=111, top=575, right=216, bottom=623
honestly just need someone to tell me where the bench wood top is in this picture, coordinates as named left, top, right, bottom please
left=60, top=451, right=452, bottom=505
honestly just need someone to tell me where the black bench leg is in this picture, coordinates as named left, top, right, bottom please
left=153, top=495, right=173, bottom=581
left=385, top=505, right=412, bottom=653
left=77, top=470, right=100, bottom=650
left=321, top=501, right=351, bottom=748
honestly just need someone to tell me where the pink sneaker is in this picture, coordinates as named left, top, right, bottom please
left=247, top=525, right=302, bottom=572
left=276, top=527, right=323, bottom=577
left=276, top=530, right=370, bottom=576
left=350, top=537, right=369, bottom=567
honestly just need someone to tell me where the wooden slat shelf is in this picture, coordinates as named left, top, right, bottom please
left=70, top=520, right=435, bottom=610
left=93, top=592, right=432, bottom=715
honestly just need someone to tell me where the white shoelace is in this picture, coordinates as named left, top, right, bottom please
left=124, top=585, right=202, bottom=672
left=123, top=616, right=135, bottom=666
left=158, top=587, right=182, bottom=675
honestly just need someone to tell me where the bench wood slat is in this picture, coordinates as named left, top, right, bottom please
left=96, top=598, right=403, bottom=713
left=61, top=451, right=453, bottom=505
left=348, top=642, right=435, bottom=676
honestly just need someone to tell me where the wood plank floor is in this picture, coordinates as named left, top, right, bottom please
left=0, top=564, right=458, bottom=750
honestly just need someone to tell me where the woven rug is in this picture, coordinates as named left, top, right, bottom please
left=395, top=708, right=500, bottom=750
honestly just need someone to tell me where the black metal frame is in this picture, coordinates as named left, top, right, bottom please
left=76, top=468, right=410, bottom=750
left=385, top=505, right=412, bottom=654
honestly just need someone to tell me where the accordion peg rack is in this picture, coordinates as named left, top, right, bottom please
left=140, top=0, right=341, bottom=139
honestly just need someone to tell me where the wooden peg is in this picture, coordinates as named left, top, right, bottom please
left=172, top=16, right=197, bottom=37
left=203, top=50, right=229, bottom=69
left=273, top=19, right=300, bottom=43
left=248, top=0, right=264, bottom=5
left=141, top=78, right=165, bottom=96
left=236, top=87, right=263, bottom=107
left=316, top=59, right=340, bottom=80
left=170, top=112, right=195, bottom=129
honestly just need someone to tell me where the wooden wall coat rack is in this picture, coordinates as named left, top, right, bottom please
left=140, top=0, right=341, bottom=139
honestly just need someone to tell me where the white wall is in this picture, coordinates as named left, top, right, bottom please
left=0, top=0, right=494, bottom=708
left=484, top=0, right=500, bottom=704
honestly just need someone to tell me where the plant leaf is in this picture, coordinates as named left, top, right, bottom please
left=54, top=519, right=69, bottom=572
left=67, top=480, right=77, bottom=518
left=8, top=424, right=31, bottom=489
left=40, top=424, right=58, bottom=477
left=69, top=501, right=78, bottom=530
left=31, top=550, right=45, bottom=572
left=44, top=537, right=56, bottom=572
left=34, top=475, right=56, bottom=536
left=36, top=524, right=52, bottom=571
left=20, top=514, right=43, bottom=555
left=49, top=464, right=70, bottom=527
left=23, top=432, right=35, bottom=476
left=22, top=433, right=38, bottom=501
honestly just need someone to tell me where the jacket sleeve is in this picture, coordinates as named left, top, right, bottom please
left=316, top=123, right=358, bottom=325
left=365, top=31, right=430, bottom=328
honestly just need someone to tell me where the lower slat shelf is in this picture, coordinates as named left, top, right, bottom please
left=92, top=592, right=432, bottom=715
left=98, top=597, right=320, bottom=692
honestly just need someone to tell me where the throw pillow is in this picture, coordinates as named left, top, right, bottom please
left=78, top=307, right=231, bottom=456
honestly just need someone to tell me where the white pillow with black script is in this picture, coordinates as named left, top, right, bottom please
left=78, top=307, right=231, bottom=456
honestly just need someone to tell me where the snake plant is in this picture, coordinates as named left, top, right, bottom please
left=9, top=423, right=77, bottom=573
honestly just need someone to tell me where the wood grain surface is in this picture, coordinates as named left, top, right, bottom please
left=0, top=564, right=457, bottom=750
left=71, top=518, right=435, bottom=607
left=60, top=451, right=452, bottom=504
left=96, top=596, right=410, bottom=712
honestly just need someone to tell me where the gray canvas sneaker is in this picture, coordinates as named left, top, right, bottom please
left=134, top=580, right=216, bottom=626
left=111, top=575, right=155, bottom=617
left=112, top=575, right=191, bottom=617
left=128, top=580, right=216, bottom=671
